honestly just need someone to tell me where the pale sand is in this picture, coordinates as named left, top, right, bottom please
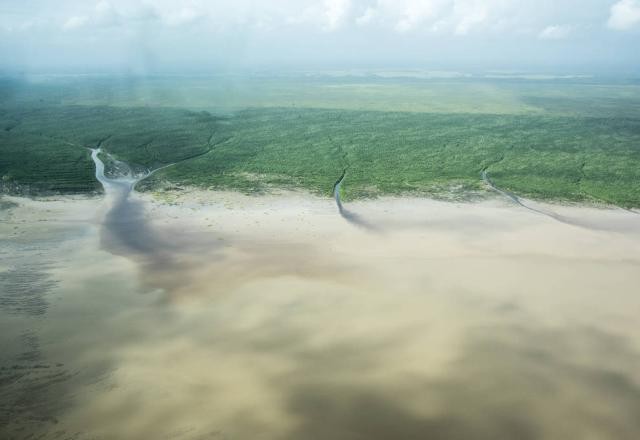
left=1, top=191, right=640, bottom=439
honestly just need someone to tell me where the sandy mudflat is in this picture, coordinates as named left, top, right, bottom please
left=1, top=190, right=640, bottom=439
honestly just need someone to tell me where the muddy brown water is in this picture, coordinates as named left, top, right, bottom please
left=1, top=163, right=640, bottom=439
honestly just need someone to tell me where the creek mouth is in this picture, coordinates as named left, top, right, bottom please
left=481, top=169, right=640, bottom=233
left=333, top=171, right=376, bottom=231
left=480, top=169, right=569, bottom=221
left=91, top=149, right=201, bottom=292
left=90, top=148, right=231, bottom=294
left=91, top=148, right=161, bottom=257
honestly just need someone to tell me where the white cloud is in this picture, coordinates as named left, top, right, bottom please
left=95, top=1, right=112, bottom=15
left=538, top=24, right=572, bottom=40
left=47, top=0, right=630, bottom=36
left=322, top=0, right=351, bottom=31
left=355, top=7, right=378, bottom=26
left=63, top=15, right=88, bottom=30
left=348, top=0, right=508, bottom=35
left=161, top=7, right=204, bottom=27
left=452, top=0, right=489, bottom=35
left=608, top=0, right=640, bottom=30
left=393, top=0, right=444, bottom=33
left=3, top=0, right=639, bottom=73
left=13, top=0, right=640, bottom=39
left=94, top=1, right=120, bottom=26
left=62, top=2, right=119, bottom=31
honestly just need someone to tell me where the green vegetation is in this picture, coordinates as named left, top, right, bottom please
left=0, top=104, right=223, bottom=194
left=148, top=108, right=640, bottom=205
left=0, top=128, right=98, bottom=194
left=1, top=76, right=639, bottom=206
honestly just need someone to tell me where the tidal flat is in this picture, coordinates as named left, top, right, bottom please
left=1, top=188, right=640, bottom=439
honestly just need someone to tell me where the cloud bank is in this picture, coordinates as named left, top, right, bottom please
left=608, top=0, right=640, bottom=30
left=538, top=25, right=573, bottom=40
left=0, top=0, right=638, bottom=73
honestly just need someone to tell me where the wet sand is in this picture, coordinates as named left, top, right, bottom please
left=1, top=189, right=640, bottom=439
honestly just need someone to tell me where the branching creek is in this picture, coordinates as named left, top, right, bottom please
left=333, top=170, right=377, bottom=231
left=91, top=148, right=164, bottom=258
left=481, top=164, right=639, bottom=231
left=91, top=141, right=636, bottom=248
left=90, top=139, right=222, bottom=263
left=328, top=136, right=377, bottom=230
left=480, top=168, right=572, bottom=224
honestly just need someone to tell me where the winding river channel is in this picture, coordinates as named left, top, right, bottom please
left=91, top=148, right=140, bottom=198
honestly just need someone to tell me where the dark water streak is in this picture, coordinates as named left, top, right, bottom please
left=333, top=171, right=377, bottom=231
left=92, top=149, right=163, bottom=257
left=481, top=170, right=570, bottom=222
left=91, top=148, right=187, bottom=280
left=481, top=169, right=640, bottom=233
left=90, top=149, right=224, bottom=293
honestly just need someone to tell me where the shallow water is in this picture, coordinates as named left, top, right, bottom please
left=1, top=188, right=640, bottom=439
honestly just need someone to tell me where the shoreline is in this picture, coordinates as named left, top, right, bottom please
left=6, top=184, right=638, bottom=248
left=2, top=185, right=636, bottom=215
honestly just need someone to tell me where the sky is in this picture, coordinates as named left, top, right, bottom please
left=0, top=0, right=639, bottom=74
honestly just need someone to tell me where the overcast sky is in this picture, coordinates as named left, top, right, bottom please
left=1, top=0, right=639, bottom=74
